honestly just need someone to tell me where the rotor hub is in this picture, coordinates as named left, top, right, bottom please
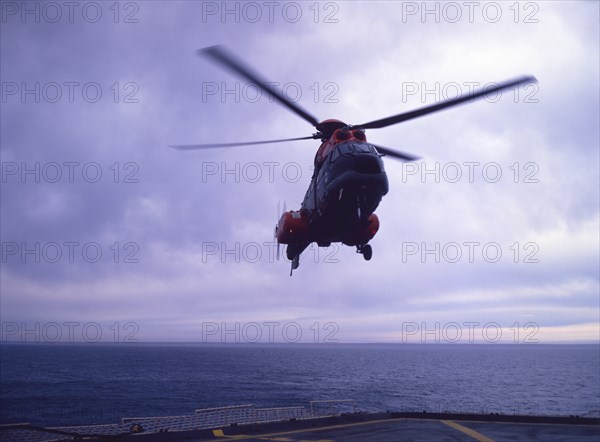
left=316, top=119, right=348, bottom=139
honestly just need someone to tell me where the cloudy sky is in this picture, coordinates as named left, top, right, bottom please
left=1, top=1, right=598, bottom=344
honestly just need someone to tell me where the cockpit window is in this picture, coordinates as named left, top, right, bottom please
left=333, top=142, right=377, bottom=157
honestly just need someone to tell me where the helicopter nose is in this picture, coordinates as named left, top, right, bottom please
left=354, top=153, right=383, bottom=174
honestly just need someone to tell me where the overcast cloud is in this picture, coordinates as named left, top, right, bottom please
left=1, top=1, right=598, bottom=344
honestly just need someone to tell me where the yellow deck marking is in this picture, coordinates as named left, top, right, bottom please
left=258, top=438, right=294, bottom=441
left=208, top=418, right=402, bottom=440
left=210, top=431, right=257, bottom=440
left=442, top=420, right=495, bottom=442
left=298, top=440, right=335, bottom=442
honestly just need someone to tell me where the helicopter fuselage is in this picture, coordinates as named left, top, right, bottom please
left=276, top=123, right=388, bottom=265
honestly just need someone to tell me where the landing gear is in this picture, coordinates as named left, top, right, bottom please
left=286, top=244, right=298, bottom=261
left=290, top=255, right=299, bottom=276
left=357, top=244, right=372, bottom=261
left=363, top=244, right=372, bottom=260
left=286, top=244, right=300, bottom=276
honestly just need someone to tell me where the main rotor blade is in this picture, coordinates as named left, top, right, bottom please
left=372, top=144, right=419, bottom=162
left=171, top=135, right=319, bottom=150
left=356, top=76, right=537, bottom=130
left=199, top=45, right=321, bottom=128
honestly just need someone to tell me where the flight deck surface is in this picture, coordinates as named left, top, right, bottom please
left=2, top=411, right=599, bottom=441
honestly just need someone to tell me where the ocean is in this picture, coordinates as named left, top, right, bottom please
left=1, top=343, right=598, bottom=427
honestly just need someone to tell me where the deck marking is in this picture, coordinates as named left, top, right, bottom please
left=211, top=433, right=253, bottom=440
left=442, top=420, right=495, bottom=442
left=207, top=418, right=404, bottom=440
left=257, top=438, right=294, bottom=441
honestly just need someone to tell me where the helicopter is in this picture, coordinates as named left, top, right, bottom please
left=173, top=45, right=536, bottom=274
